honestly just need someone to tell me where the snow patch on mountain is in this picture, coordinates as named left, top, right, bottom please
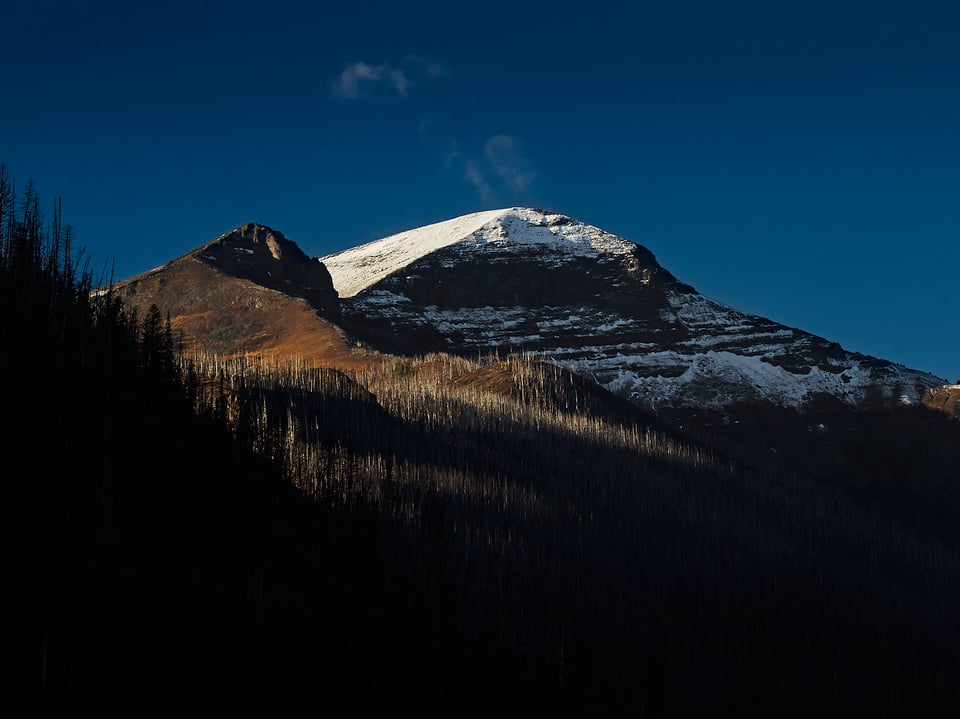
left=321, top=210, right=505, bottom=298
left=321, top=207, right=636, bottom=298
left=487, top=208, right=636, bottom=257
left=595, top=351, right=869, bottom=409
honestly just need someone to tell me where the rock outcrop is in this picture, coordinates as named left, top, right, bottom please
left=194, top=223, right=338, bottom=316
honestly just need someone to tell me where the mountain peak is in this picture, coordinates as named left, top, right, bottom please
left=320, top=207, right=652, bottom=299
left=183, top=223, right=338, bottom=314
left=323, top=209, right=945, bottom=410
left=207, top=222, right=311, bottom=264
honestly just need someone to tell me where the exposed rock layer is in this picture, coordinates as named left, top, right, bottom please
left=324, top=208, right=945, bottom=410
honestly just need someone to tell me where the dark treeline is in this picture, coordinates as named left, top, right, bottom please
left=662, top=400, right=960, bottom=547
left=5, top=165, right=960, bottom=717
left=1, top=167, right=419, bottom=716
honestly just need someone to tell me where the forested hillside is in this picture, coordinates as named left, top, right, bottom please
left=4, top=165, right=960, bottom=717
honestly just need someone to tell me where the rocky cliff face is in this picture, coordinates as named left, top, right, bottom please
left=195, top=223, right=339, bottom=315
left=323, top=208, right=945, bottom=411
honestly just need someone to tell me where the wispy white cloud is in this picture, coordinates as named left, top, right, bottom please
left=440, top=135, right=537, bottom=204
left=332, top=62, right=410, bottom=100
left=463, top=160, right=494, bottom=204
left=330, top=57, right=532, bottom=206
left=331, top=57, right=450, bottom=101
left=442, top=143, right=463, bottom=169
left=484, top=135, right=536, bottom=194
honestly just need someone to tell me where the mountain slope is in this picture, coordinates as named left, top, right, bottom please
left=110, top=223, right=378, bottom=369
left=925, top=384, right=960, bottom=417
left=322, top=207, right=945, bottom=410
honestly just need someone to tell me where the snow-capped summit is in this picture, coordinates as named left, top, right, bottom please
left=322, top=209, right=506, bottom=298
left=321, top=208, right=640, bottom=298
left=322, top=208, right=946, bottom=411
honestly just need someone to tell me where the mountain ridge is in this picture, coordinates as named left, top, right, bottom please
left=109, top=208, right=951, bottom=413
left=320, top=207, right=947, bottom=411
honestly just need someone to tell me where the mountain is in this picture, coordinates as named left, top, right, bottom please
left=108, top=210, right=949, bottom=413
left=109, top=222, right=379, bottom=369
left=321, top=207, right=946, bottom=411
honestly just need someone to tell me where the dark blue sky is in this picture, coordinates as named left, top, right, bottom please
left=3, top=0, right=958, bottom=380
